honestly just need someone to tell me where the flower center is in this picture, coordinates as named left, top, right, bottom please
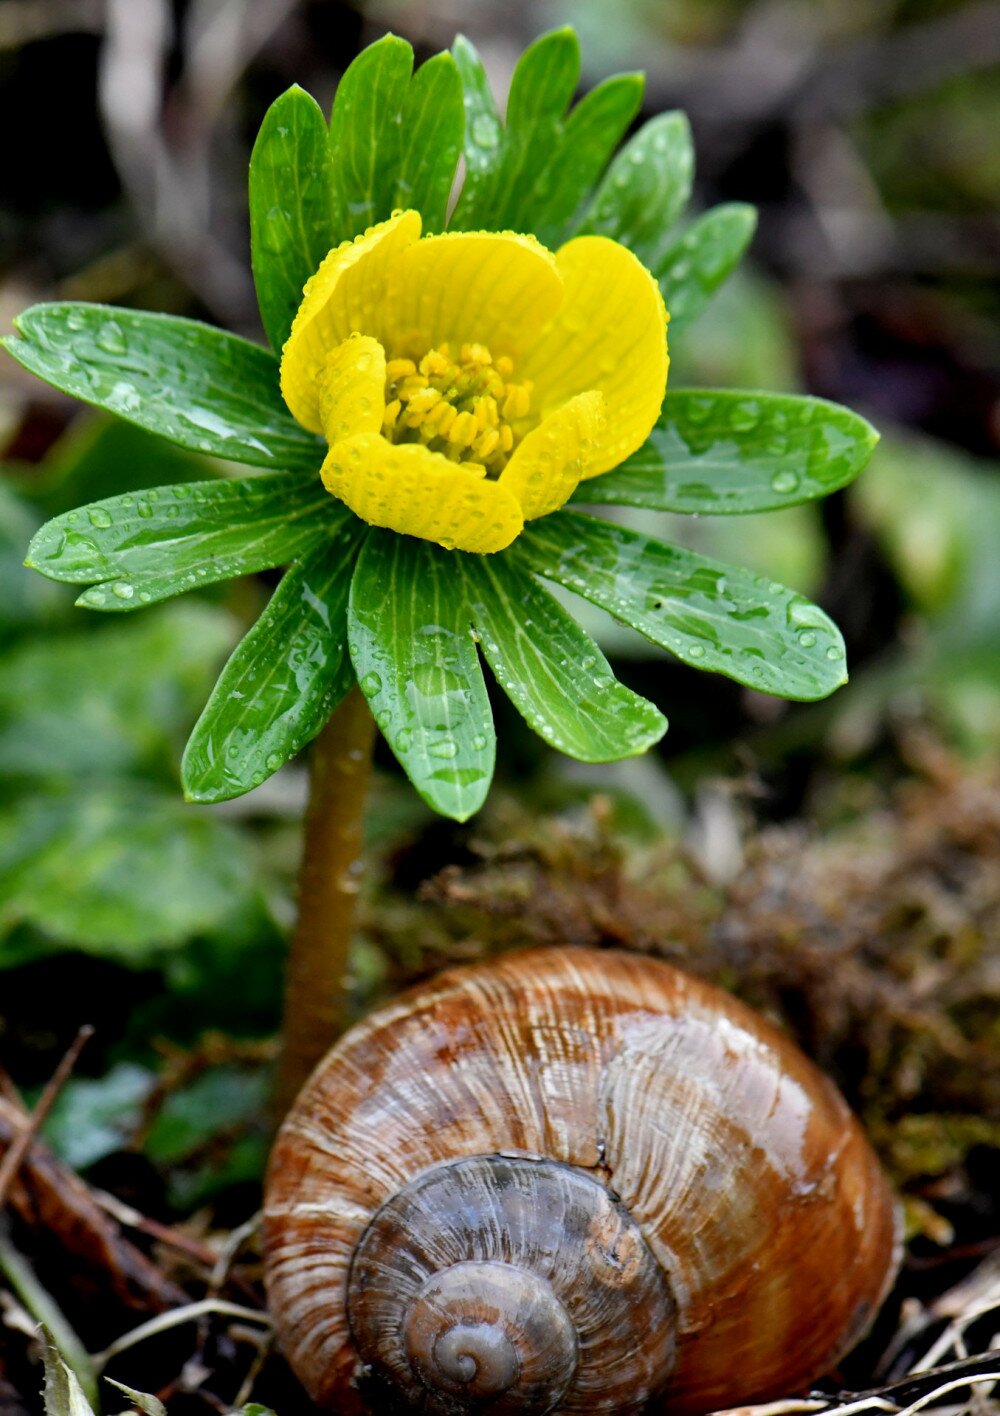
left=381, top=342, right=533, bottom=478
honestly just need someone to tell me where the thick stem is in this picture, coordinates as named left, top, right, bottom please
left=275, top=686, right=376, bottom=1117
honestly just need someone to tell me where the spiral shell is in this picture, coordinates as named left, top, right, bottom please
left=264, top=947, right=900, bottom=1414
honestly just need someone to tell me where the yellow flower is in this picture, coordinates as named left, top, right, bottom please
left=280, top=210, right=668, bottom=554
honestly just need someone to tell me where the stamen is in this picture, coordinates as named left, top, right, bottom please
left=448, top=411, right=479, bottom=448
left=381, top=341, right=533, bottom=477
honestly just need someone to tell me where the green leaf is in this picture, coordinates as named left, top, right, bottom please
left=577, top=112, right=694, bottom=267
left=3, top=305, right=321, bottom=469
left=43, top=1064, right=153, bottom=1171
left=250, top=86, right=337, bottom=353
left=527, top=72, right=645, bottom=247
left=329, top=36, right=414, bottom=240
left=182, top=523, right=365, bottom=803
left=394, top=51, right=466, bottom=232
left=328, top=38, right=465, bottom=241
left=143, top=1065, right=268, bottom=1166
left=518, top=511, right=848, bottom=700
left=349, top=533, right=494, bottom=821
left=463, top=554, right=666, bottom=761
left=0, top=603, right=234, bottom=780
left=658, top=203, right=757, bottom=331
left=0, top=786, right=256, bottom=958
left=450, top=29, right=581, bottom=232
left=449, top=36, right=504, bottom=228
left=27, top=473, right=338, bottom=609
left=573, top=390, right=879, bottom=515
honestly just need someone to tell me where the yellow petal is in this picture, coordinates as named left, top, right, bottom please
left=317, top=334, right=386, bottom=444
left=321, top=434, right=524, bottom=554
left=500, top=391, right=607, bottom=521
left=281, top=211, right=422, bottom=433
left=520, top=235, right=668, bottom=478
left=381, top=231, right=564, bottom=362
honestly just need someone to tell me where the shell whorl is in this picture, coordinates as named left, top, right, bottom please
left=264, top=947, right=901, bottom=1414
left=347, top=1156, right=675, bottom=1415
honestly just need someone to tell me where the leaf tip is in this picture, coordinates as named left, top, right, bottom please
left=451, top=33, right=478, bottom=63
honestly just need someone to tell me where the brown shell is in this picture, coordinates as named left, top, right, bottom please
left=264, top=947, right=900, bottom=1414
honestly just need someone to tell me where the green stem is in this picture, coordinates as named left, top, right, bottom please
left=275, top=686, right=376, bottom=1118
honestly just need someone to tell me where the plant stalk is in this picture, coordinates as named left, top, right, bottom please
left=275, top=686, right=376, bottom=1118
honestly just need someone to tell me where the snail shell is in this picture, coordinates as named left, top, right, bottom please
left=264, top=947, right=900, bottom=1415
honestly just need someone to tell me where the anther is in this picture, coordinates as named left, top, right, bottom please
left=447, top=411, right=479, bottom=449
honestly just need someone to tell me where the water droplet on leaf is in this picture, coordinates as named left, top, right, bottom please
left=770, top=470, right=800, bottom=495
left=95, top=319, right=127, bottom=355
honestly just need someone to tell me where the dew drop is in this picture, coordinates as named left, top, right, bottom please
left=472, top=116, right=499, bottom=148
left=770, top=470, right=800, bottom=495
left=265, top=753, right=282, bottom=772
left=428, top=738, right=458, bottom=759
left=88, top=507, right=113, bottom=529
left=360, top=671, right=383, bottom=695
left=95, top=319, right=127, bottom=356
left=111, top=580, right=134, bottom=600
left=826, top=645, right=845, bottom=661
left=798, top=631, right=817, bottom=648
left=730, top=399, right=761, bottom=432
left=471, top=733, right=488, bottom=751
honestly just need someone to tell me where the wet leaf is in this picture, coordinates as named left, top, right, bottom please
left=463, top=554, right=666, bottom=760
left=450, top=29, right=582, bottom=232
left=26, top=473, right=338, bottom=610
left=3, top=305, right=322, bottom=469
left=182, top=523, right=365, bottom=803
left=393, top=51, right=466, bottom=232
left=349, top=533, right=495, bottom=821
left=449, top=36, right=504, bottom=228
left=573, top=390, right=879, bottom=514
left=527, top=73, right=645, bottom=247
left=518, top=511, right=849, bottom=700
left=657, top=204, right=757, bottom=331
left=328, top=38, right=464, bottom=240
left=250, top=85, right=337, bottom=353
left=577, top=112, right=694, bottom=267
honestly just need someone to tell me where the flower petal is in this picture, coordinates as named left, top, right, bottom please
left=382, top=231, right=564, bottom=361
left=281, top=211, right=422, bottom=433
left=500, top=391, right=606, bottom=521
left=521, top=235, right=668, bottom=478
left=318, top=334, right=386, bottom=444
left=321, top=434, right=523, bottom=554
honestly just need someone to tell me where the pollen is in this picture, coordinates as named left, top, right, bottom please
left=381, top=342, right=533, bottom=476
